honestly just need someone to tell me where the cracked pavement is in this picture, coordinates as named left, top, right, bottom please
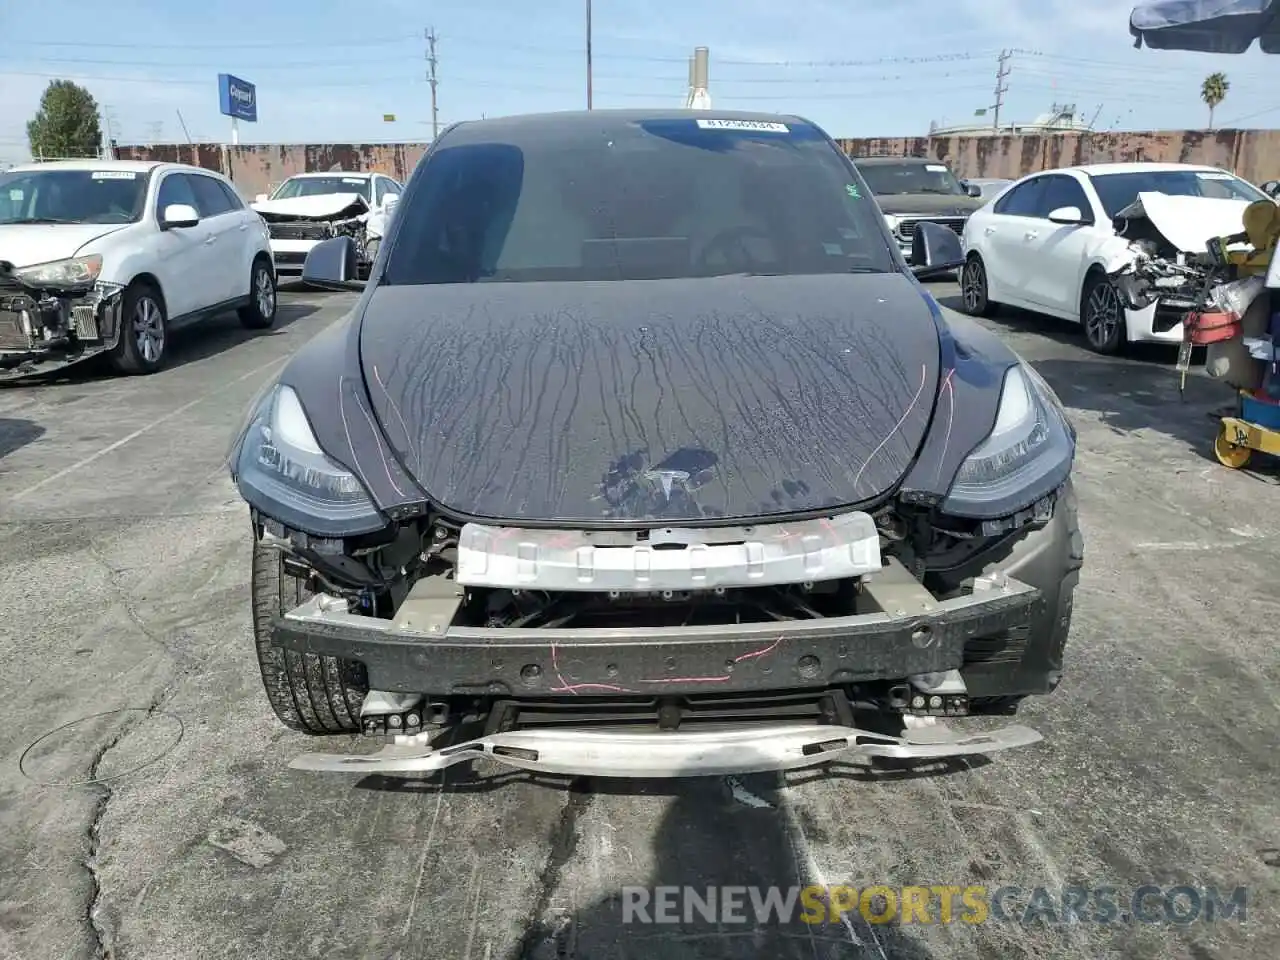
left=0, top=282, right=1277, bottom=960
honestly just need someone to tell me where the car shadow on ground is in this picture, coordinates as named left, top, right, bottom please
left=160, top=301, right=322, bottom=372
left=355, top=757, right=974, bottom=958
left=933, top=294, right=1196, bottom=367
left=1032, top=354, right=1280, bottom=481
left=0, top=419, right=45, bottom=461
left=931, top=293, right=1276, bottom=474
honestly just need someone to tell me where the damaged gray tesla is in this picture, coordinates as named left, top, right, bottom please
left=226, top=109, right=1084, bottom=779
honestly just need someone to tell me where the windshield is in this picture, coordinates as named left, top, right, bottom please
left=0, top=168, right=151, bottom=225
left=1089, top=169, right=1269, bottom=218
left=856, top=161, right=966, bottom=196
left=271, top=176, right=371, bottom=201
left=383, top=118, right=895, bottom=285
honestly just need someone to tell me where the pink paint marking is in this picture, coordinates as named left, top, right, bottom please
left=851, top=361, right=930, bottom=492
left=732, top=635, right=783, bottom=663
left=549, top=642, right=578, bottom=697
left=550, top=682, right=633, bottom=693
left=936, top=368, right=956, bottom=484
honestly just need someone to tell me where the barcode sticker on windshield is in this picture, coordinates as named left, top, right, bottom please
left=1196, top=171, right=1233, bottom=179
left=341, top=177, right=365, bottom=183
left=925, top=164, right=948, bottom=172
left=91, top=171, right=137, bottom=179
left=696, top=118, right=789, bottom=132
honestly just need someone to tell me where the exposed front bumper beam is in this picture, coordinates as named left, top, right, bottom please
left=289, top=720, right=1043, bottom=777
left=272, top=567, right=1042, bottom=697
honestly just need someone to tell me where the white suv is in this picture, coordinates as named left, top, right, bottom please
left=0, top=158, right=277, bottom=378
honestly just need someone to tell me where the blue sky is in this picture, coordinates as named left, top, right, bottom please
left=2, top=0, right=1278, bottom=163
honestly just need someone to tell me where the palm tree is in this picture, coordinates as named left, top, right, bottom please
left=1202, top=72, right=1230, bottom=129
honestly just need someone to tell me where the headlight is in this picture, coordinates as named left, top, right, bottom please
left=231, top=383, right=387, bottom=538
left=941, top=363, right=1074, bottom=520
left=13, top=254, right=103, bottom=288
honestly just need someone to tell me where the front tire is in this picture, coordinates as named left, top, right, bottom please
left=358, top=237, right=380, bottom=281
left=108, top=281, right=168, bottom=375
left=1080, top=271, right=1126, bottom=355
left=250, top=535, right=367, bottom=734
left=960, top=254, right=996, bottom=317
left=238, top=256, right=278, bottom=330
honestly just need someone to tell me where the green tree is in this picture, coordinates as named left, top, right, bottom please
left=1201, top=72, right=1230, bottom=130
left=26, top=80, right=103, bottom=160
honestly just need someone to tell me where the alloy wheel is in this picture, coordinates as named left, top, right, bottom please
left=132, top=297, right=165, bottom=364
left=1084, top=281, right=1121, bottom=349
left=962, top=260, right=985, bottom=312
left=255, top=265, right=276, bottom=319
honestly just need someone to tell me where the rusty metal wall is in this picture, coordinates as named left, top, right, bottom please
left=114, top=143, right=429, bottom=198
left=837, top=129, right=1280, bottom=183
left=116, top=129, right=1280, bottom=196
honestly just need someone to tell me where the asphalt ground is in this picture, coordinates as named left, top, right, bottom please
left=0, top=279, right=1277, bottom=960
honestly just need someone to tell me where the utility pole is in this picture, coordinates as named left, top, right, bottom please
left=586, top=0, right=593, bottom=110
left=425, top=27, right=439, bottom=139
left=992, top=49, right=1011, bottom=130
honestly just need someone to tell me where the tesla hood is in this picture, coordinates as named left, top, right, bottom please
left=358, top=274, right=942, bottom=524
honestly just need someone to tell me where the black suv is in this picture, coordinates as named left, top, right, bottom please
left=854, top=156, right=986, bottom=259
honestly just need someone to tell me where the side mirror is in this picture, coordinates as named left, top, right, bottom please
left=1047, top=205, right=1088, bottom=225
left=1261, top=180, right=1280, bottom=198
left=965, top=183, right=982, bottom=198
left=301, top=236, right=366, bottom=291
left=909, top=220, right=965, bottom=279
left=161, top=203, right=200, bottom=229
left=254, top=193, right=269, bottom=203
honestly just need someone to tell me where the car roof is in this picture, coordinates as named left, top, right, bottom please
left=1053, top=161, right=1230, bottom=176
left=6, top=158, right=163, bottom=174
left=443, top=108, right=812, bottom=142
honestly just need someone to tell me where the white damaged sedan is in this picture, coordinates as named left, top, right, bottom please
left=958, top=161, right=1271, bottom=354
left=251, top=171, right=402, bottom=279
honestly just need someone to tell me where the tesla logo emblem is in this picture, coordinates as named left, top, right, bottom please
left=645, top=469, right=690, bottom=500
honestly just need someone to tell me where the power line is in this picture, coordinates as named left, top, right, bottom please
left=0, top=70, right=425, bottom=89
left=10, top=34, right=419, bottom=50
left=8, top=53, right=420, bottom=70
left=1012, top=48, right=1279, bottom=81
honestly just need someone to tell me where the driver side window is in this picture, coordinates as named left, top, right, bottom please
left=155, top=173, right=199, bottom=219
left=1039, top=175, right=1093, bottom=222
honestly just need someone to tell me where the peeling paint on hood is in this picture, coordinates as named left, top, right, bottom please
left=1115, top=191, right=1251, bottom=253
left=250, top=193, right=370, bottom=220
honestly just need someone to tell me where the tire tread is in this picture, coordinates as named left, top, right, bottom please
left=250, top=535, right=366, bottom=735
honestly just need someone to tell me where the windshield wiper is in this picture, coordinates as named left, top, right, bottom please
left=1, top=216, right=83, bottom=225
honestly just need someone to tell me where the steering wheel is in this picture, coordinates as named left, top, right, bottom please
left=697, top=225, right=777, bottom=273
